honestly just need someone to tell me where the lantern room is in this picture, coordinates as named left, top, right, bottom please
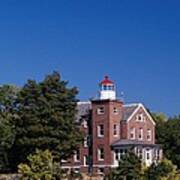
left=99, top=76, right=116, bottom=100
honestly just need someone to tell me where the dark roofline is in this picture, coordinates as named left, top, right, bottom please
left=111, top=139, right=162, bottom=149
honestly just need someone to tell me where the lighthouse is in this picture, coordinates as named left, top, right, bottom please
left=99, top=76, right=116, bottom=100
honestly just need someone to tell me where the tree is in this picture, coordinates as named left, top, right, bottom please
left=145, top=158, right=176, bottom=180
left=105, top=151, right=143, bottom=180
left=152, top=114, right=180, bottom=169
left=18, top=149, right=56, bottom=180
left=151, top=112, right=167, bottom=144
left=0, top=85, right=19, bottom=112
left=11, top=71, right=83, bottom=169
left=0, top=85, right=19, bottom=171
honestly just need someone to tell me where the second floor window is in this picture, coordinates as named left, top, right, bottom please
left=97, top=124, right=104, bottom=137
left=147, top=129, right=152, bottom=141
left=139, top=128, right=143, bottom=140
left=113, top=124, right=119, bottom=136
left=130, top=128, right=135, bottom=139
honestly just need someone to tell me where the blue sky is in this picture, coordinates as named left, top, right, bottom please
left=0, top=0, right=180, bottom=116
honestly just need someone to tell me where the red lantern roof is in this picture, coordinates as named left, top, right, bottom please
left=100, top=76, right=114, bottom=85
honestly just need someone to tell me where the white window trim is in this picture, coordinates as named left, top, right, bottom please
left=113, top=107, right=119, bottom=115
left=83, top=155, right=88, bottom=167
left=130, top=127, right=135, bottom=140
left=136, top=113, right=144, bottom=122
left=97, top=125, right=104, bottom=137
left=113, top=124, right=119, bottom=137
left=83, top=120, right=88, bottom=128
left=74, top=150, right=80, bottom=162
left=97, top=107, right=105, bottom=115
left=98, top=148, right=104, bottom=161
left=84, top=136, right=88, bottom=148
left=139, top=128, right=143, bottom=140
left=147, top=129, right=152, bottom=141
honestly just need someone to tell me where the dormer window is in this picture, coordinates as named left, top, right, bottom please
left=97, top=107, right=105, bottom=115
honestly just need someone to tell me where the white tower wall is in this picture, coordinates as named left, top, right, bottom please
left=100, top=90, right=116, bottom=100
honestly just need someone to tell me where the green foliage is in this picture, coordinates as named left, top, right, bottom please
left=151, top=112, right=167, bottom=144
left=145, top=158, right=176, bottom=180
left=12, top=71, right=83, bottom=168
left=0, top=85, right=19, bottom=112
left=0, top=85, right=19, bottom=172
left=105, top=151, right=143, bottom=180
left=18, top=149, right=55, bottom=180
left=152, top=113, right=180, bottom=169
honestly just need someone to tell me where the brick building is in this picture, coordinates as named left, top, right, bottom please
left=61, top=76, right=162, bottom=175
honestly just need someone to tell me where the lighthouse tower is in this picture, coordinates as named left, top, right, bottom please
left=99, top=76, right=116, bottom=100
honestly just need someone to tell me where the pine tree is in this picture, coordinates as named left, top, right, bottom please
left=0, top=85, right=19, bottom=172
left=11, top=71, right=83, bottom=169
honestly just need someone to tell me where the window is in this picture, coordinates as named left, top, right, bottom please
left=156, top=149, right=160, bottom=160
left=147, top=129, right=152, bottom=141
left=113, top=124, right=119, bottom=136
left=139, top=128, right=143, bottom=140
left=113, top=107, right=118, bottom=114
left=74, top=150, right=80, bottom=162
left=84, top=136, right=88, bottom=147
left=136, top=114, right=144, bottom=122
left=97, top=107, right=105, bottom=115
left=97, top=168, right=104, bottom=175
left=103, top=85, right=107, bottom=90
left=119, top=149, right=127, bottom=159
left=115, top=150, right=119, bottom=160
left=83, top=120, right=88, bottom=128
left=98, top=148, right=104, bottom=161
left=130, top=128, right=135, bottom=139
left=97, top=124, right=104, bottom=137
left=137, top=148, right=143, bottom=160
left=83, top=155, right=88, bottom=166
left=146, top=149, right=150, bottom=160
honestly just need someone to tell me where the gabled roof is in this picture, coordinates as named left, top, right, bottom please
left=123, top=103, right=155, bottom=125
left=122, top=104, right=139, bottom=121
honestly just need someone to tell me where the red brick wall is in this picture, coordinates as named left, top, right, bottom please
left=120, top=120, right=128, bottom=139
left=127, top=107, right=155, bottom=144
left=91, top=100, right=123, bottom=169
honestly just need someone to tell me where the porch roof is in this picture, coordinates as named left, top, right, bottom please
left=111, top=139, right=161, bottom=149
